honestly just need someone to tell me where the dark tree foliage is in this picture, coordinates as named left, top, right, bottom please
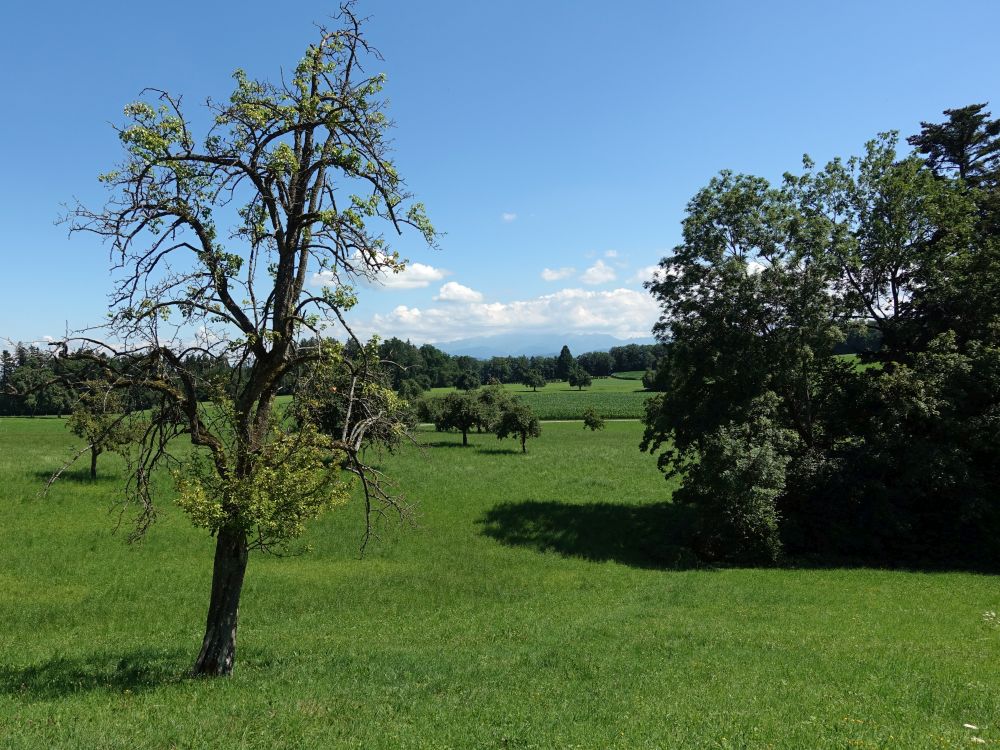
left=609, top=343, right=663, bottom=372
left=643, top=117, right=999, bottom=567
left=576, top=351, right=614, bottom=376
left=582, top=406, right=605, bottom=431
left=521, top=369, right=546, bottom=392
left=907, top=103, right=1000, bottom=184
left=475, top=384, right=514, bottom=433
left=434, top=392, right=482, bottom=446
left=567, top=365, right=592, bottom=390
left=455, top=370, right=481, bottom=392
left=555, top=345, right=574, bottom=381
left=494, top=400, right=541, bottom=453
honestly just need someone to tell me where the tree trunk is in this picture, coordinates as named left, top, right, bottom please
left=521, top=434, right=526, bottom=453
left=90, top=447, right=99, bottom=479
left=462, top=428, right=468, bottom=446
left=192, top=526, right=249, bottom=677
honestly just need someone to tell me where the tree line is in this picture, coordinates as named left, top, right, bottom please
left=642, top=104, right=1000, bottom=567
left=1, top=338, right=667, bottom=416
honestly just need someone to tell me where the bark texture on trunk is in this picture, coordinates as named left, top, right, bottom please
left=90, top=448, right=99, bottom=479
left=192, top=526, right=248, bottom=677
left=462, top=429, right=468, bottom=446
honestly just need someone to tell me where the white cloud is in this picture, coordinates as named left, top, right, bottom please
left=580, top=259, right=616, bottom=285
left=311, top=258, right=448, bottom=291
left=502, top=212, right=518, bottom=223
left=380, top=261, right=448, bottom=289
left=351, top=287, right=659, bottom=343
left=541, top=266, right=576, bottom=282
left=435, top=281, right=484, bottom=303
left=604, top=249, right=619, bottom=258
left=629, top=264, right=666, bottom=285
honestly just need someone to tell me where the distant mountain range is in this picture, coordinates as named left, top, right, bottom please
left=436, top=332, right=656, bottom=358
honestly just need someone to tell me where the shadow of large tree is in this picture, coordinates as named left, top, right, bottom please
left=0, top=649, right=188, bottom=700
left=477, top=499, right=701, bottom=570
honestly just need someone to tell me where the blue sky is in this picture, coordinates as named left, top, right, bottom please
left=2, top=0, right=998, bottom=346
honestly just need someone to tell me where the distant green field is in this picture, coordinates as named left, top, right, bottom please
left=427, top=377, right=650, bottom=419
left=1, top=417, right=998, bottom=748
left=609, top=370, right=645, bottom=380
left=837, top=352, right=882, bottom=372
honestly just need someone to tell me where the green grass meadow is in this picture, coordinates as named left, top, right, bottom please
left=1, top=417, right=999, bottom=748
left=428, top=376, right=650, bottom=420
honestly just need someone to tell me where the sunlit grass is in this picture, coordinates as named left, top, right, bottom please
left=0, top=417, right=997, bottom=748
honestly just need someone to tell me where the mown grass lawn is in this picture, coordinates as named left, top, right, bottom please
left=428, top=376, right=650, bottom=420
left=1, top=417, right=998, bottom=748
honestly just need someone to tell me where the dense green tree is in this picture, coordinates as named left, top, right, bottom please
left=567, top=365, right=592, bottom=390
left=609, top=343, right=661, bottom=372
left=398, top=379, right=427, bottom=402
left=640, top=368, right=662, bottom=391
left=555, top=345, right=574, bottom=380
left=577, top=351, right=614, bottom=376
left=435, top=392, right=482, bottom=446
left=582, top=406, right=604, bottom=431
left=521, top=369, right=546, bottom=392
left=907, top=103, right=1000, bottom=184
left=455, top=370, right=481, bottom=392
left=419, top=343, right=458, bottom=387
left=475, top=384, right=514, bottom=433
left=642, top=121, right=997, bottom=565
left=494, top=400, right=541, bottom=453
left=482, top=356, right=513, bottom=384
left=529, top=355, right=557, bottom=380
left=58, top=8, right=435, bottom=676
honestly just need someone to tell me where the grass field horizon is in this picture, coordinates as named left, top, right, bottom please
left=2, top=416, right=998, bottom=748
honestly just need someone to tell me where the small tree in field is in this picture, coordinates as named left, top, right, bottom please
left=521, top=369, right=545, bottom=392
left=57, top=6, right=435, bottom=677
left=568, top=365, right=592, bottom=390
left=66, top=383, right=134, bottom=479
left=582, top=406, right=604, bottom=431
left=495, top=400, right=541, bottom=453
left=435, top=392, right=482, bottom=446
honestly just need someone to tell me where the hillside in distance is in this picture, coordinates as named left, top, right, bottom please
left=436, top=332, right=656, bottom=358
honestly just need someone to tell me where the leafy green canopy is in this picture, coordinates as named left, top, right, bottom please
left=643, top=121, right=999, bottom=565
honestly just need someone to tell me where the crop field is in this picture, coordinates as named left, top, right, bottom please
left=427, top=376, right=650, bottom=420
left=1, top=416, right=998, bottom=748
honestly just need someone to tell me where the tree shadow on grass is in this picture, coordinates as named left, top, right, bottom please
left=475, top=446, right=522, bottom=456
left=417, top=440, right=470, bottom=449
left=0, top=649, right=190, bottom=700
left=477, top=499, right=704, bottom=570
left=31, top=468, right=117, bottom=484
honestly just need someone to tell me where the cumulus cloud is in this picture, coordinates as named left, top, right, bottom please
left=580, top=259, right=616, bottom=285
left=435, top=281, right=484, bottom=303
left=502, top=212, right=518, bottom=223
left=604, top=249, right=619, bottom=258
left=629, top=264, right=665, bottom=285
left=541, top=266, right=576, bottom=282
left=351, top=287, right=660, bottom=343
left=310, top=258, right=448, bottom=291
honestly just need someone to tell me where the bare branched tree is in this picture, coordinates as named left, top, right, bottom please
left=58, top=4, right=436, bottom=676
